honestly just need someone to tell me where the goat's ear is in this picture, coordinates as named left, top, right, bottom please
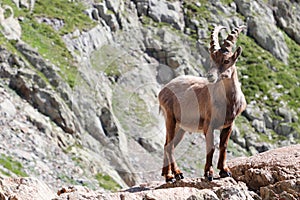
left=233, top=46, right=242, bottom=61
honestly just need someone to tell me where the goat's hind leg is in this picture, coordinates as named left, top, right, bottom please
left=162, top=146, right=173, bottom=182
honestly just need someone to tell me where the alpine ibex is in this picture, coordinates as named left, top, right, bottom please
left=158, top=25, right=247, bottom=182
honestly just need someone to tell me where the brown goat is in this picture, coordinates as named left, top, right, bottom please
left=158, top=25, right=247, bottom=182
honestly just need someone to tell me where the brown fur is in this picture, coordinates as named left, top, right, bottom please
left=159, top=26, right=247, bottom=181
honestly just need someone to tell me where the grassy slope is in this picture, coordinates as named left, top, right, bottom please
left=1, top=0, right=94, bottom=88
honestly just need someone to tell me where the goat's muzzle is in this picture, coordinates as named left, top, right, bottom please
left=207, top=72, right=218, bottom=83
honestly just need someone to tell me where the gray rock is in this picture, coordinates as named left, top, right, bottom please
left=156, top=64, right=175, bottom=84
left=255, top=142, right=272, bottom=153
left=36, top=17, right=64, bottom=31
left=9, top=70, right=77, bottom=134
left=263, top=113, right=273, bottom=129
left=24, top=105, right=52, bottom=135
left=104, top=149, right=140, bottom=186
left=16, top=41, right=61, bottom=88
left=247, top=17, right=289, bottom=64
left=135, top=0, right=184, bottom=31
left=62, top=24, right=112, bottom=62
left=105, top=0, right=122, bottom=14
left=252, top=119, right=265, bottom=133
left=277, top=107, right=292, bottom=123
left=231, top=127, right=246, bottom=148
left=100, top=107, right=119, bottom=141
left=243, top=104, right=264, bottom=121
left=248, top=146, right=258, bottom=156
left=138, top=137, right=157, bottom=153
left=94, top=3, right=120, bottom=31
left=275, top=122, right=293, bottom=136
left=271, top=0, right=300, bottom=45
left=0, top=5, right=22, bottom=40
left=0, top=99, right=16, bottom=119
left=135, top=0, right=149, bottom=16
left=235, top=0, right=289, bottom=64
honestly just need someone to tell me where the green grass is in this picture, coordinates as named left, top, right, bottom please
left=1, top=0, right=94, bottom=88
left=236, top=33, right=300, bottom=138
left=237, top=34, right=299, bottom=107
left=183, top=0, right=211, bottom=28
left=0, top=154, right=28, bottom=177
left=33, top=0, right=95, bottom=35
left=58, top=174, right=78, bottom=185
left=220, top=0, right=234, bottom=4
left=20, top=18, right=78, bottom=88
left=95, top=173, right=121, bottom=191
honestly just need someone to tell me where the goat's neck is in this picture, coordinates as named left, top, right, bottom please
left=222, top=69, right=243, bottom=101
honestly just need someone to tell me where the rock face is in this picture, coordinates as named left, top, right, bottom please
left=270, top=0, right=300, bottom=45
left=235, top=0, right=289, bottom=64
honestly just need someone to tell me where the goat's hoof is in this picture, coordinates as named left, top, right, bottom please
left=166, top=177, right=175, bottom=183
left=175, top=173, right=184, bottom=181
left=206, top=175, right=213, bottom=181
left=205, top=171, right=214, bottom=181
left=219, top=171, right=232, bottom=178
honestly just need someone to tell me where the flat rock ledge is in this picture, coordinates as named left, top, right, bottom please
left=55, top=177, right=258, bottom=200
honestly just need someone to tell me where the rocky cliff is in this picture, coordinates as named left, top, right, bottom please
left=0, top=0, right=299, bottom=197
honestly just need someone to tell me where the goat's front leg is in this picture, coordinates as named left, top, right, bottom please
left=217, top=125, right=232, bottom=178
left=204, top=127, right=215, bottom=181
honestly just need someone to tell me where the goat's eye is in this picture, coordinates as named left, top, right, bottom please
left=223, top=60, right=230, bottom=65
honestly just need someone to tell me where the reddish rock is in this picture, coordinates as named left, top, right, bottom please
left=0, top=177, right=56, bottom=200
left=228, top=144, right=300, bottom=199
left=55, top=178, right=259, bottom=200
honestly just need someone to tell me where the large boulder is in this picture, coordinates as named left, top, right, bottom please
left=228, top=144, right=300, bottom=199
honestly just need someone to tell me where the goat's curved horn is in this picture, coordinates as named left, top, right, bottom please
left=209, top=26, right=226, bottom=54
left=221, top=25, right=246, bottom=53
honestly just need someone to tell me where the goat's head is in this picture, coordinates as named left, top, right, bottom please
left=207, top=25, right=246, bottom=83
